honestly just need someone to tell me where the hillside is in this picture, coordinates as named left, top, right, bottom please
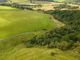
left=0, top=6, right=64, bottom=60
left=22, top=10, right=80, bottom=60
left=27, top=10, right=80, bottom=50
left=1, top=0, right=80, bottom=4
left=0, top=6, right=56, bottom=38
left=0, top=10, right=79, bottom=59
left=6, top=0, right=64, bottom=3
left=0, top=2, right=80, bottom=60
left=0, top=46, right=79, bottom=60
left=9, top=0, right=29, bottom=3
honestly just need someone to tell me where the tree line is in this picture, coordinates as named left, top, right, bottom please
left=24, top=10, right=80, bottom=51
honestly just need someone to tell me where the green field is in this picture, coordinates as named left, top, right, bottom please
left=0, top=6, right=57, bottom=60
left=0, top=6, right=79, bottom=60
left=54, top=0, right=64, bottom=2
left=0, top=44, right=78, bottom=60
left=9, top=0, right=29, bottom=3
left=0, top=6, right=16, bottom=10
left=9, top=0, right=64, bottom=3
left=0, top=6, right=56, bottom=38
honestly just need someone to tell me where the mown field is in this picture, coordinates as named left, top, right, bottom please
left=0, top=6, right=56, bottom=38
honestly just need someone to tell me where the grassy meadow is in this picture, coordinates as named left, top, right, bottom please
left=0, top=6, right=16, bottom=10
left=0, top=46, right=79, bottom=60
left=0, top=6, right=56, bottom=38
left=0, top=6, right=58, bottom=60
left=0, top=5, right=79, bottom=60
left=9, top=0, right=29, bottom=3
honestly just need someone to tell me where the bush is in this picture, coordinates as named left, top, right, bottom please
left=50, top=52, right=57, bottom=56
left=24, top=10, right=80, bottom=50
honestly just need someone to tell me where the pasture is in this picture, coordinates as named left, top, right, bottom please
left=0, top=45, right=78, bottom=60
left=0, top=6, right=55, bottom=38
left=0, top=5, right=79, bottom=60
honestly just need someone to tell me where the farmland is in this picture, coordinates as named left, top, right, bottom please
left=0, top=0, right=80, bottom=60
left=0, top=6, right=56, bottom=38
left=0, top=6, right=60, bottom=60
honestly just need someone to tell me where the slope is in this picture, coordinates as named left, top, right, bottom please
left=1, top=5, right=79, bottom=60
left=0, top=6, right=56, bottom=39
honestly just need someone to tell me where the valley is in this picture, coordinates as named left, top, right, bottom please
left=0, top=0, right=80, bottom=60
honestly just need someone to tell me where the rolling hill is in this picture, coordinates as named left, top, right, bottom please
left=0, top=1, right=80, bottom=60
left=0, top=6, right=62, bottom=60
left=0, top=6, right=56, bottom=38
left=9, top=0, right=29, bottom=3
left=1, top=0, right=80, bottom=4
left=1, top=0, right=64, bottom=3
